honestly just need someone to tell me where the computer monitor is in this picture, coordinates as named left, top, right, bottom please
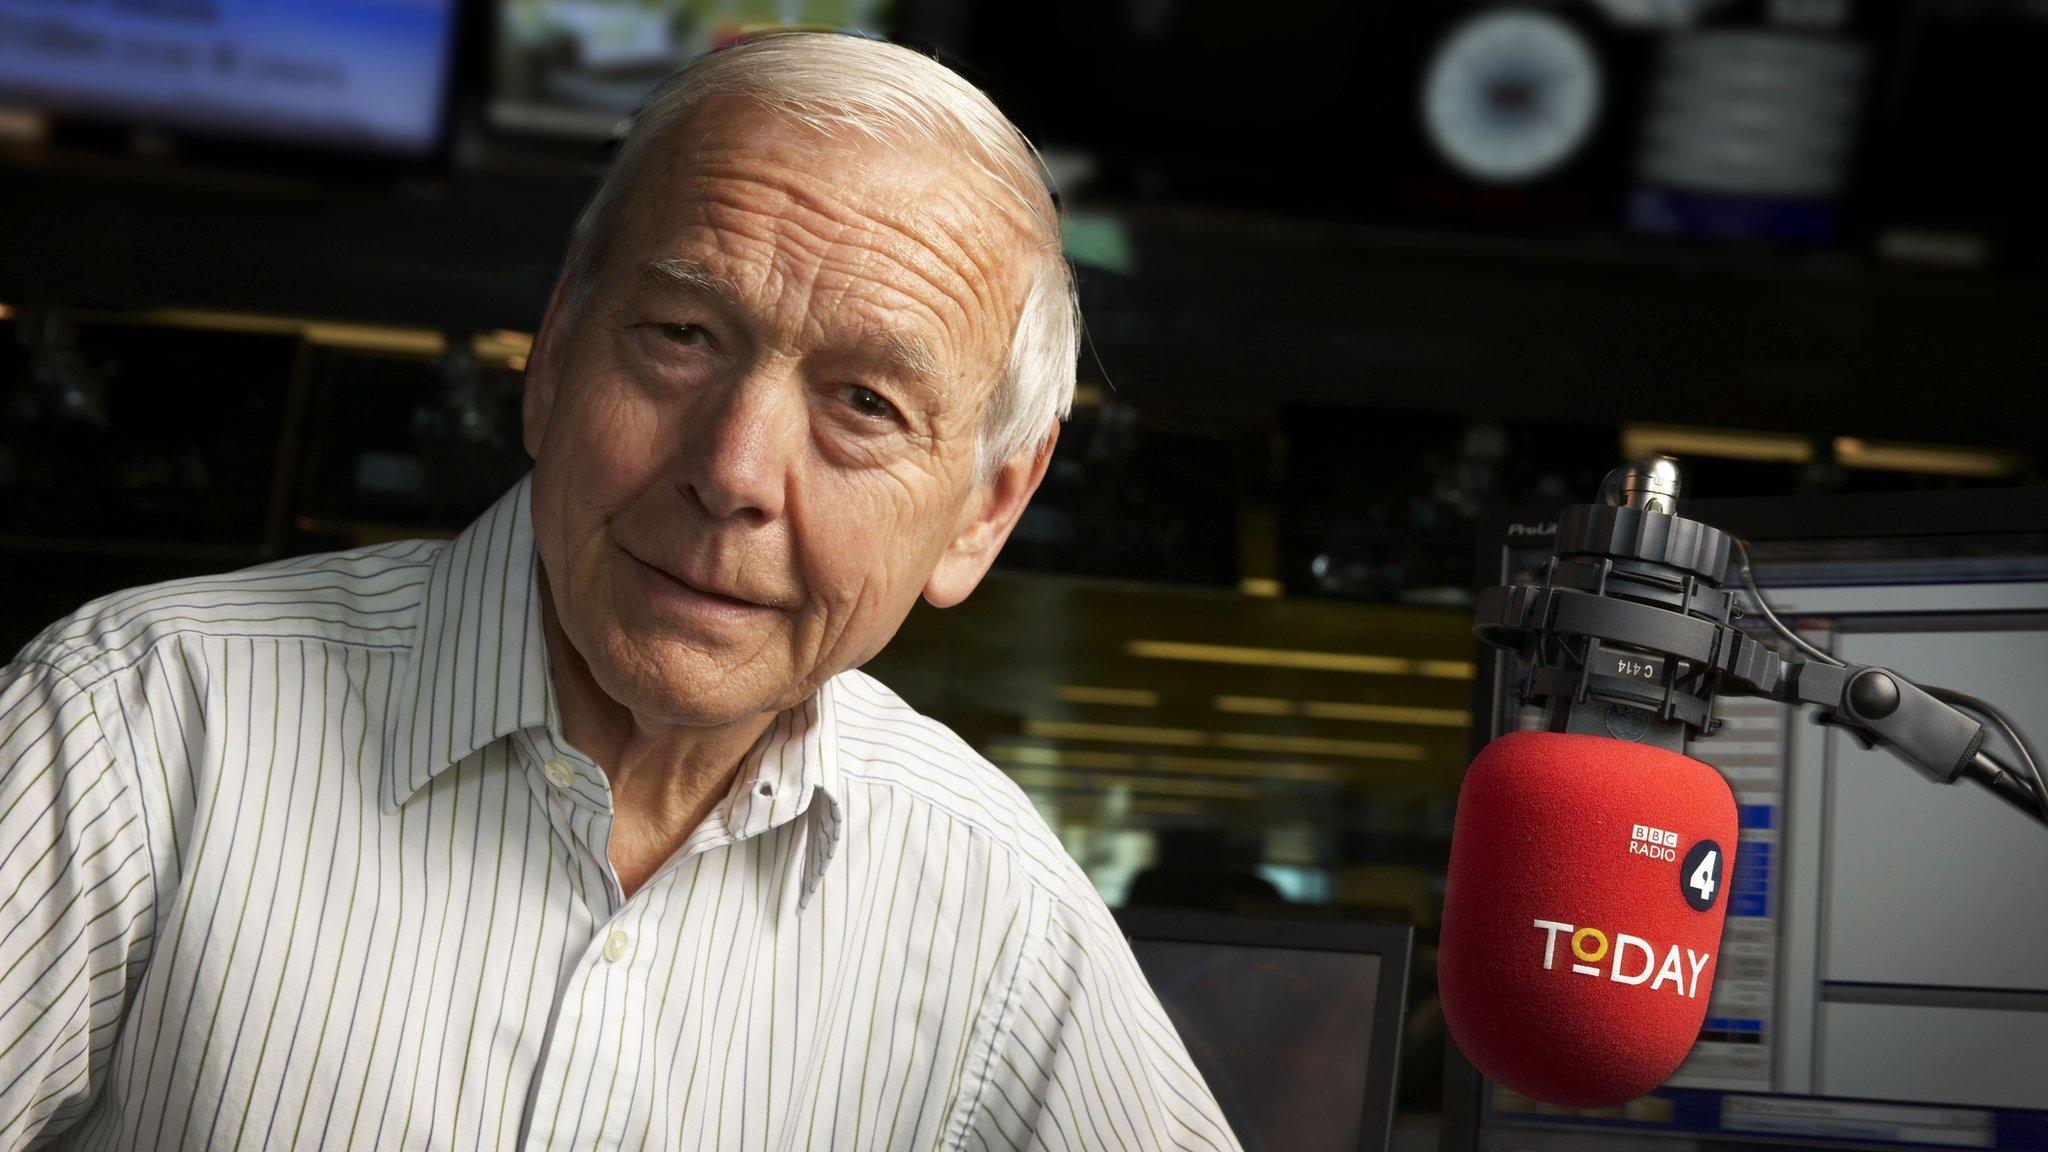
left=489, top=1, right=899, bottom=139
left=1445, top=486, right=2048, bottom=1152
left=0, top=0, right=462, bottom=157
left=1116, top=908, right=1413, bottom=1152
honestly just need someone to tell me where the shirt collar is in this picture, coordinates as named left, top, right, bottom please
left=698, top=677, right=845, bottom=909
left=381, top=472, right=550, bottom=811
left=378, top=472, right=845, bottom=903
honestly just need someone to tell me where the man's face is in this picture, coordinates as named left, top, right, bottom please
left=523, top=103, right=1039, bottom=727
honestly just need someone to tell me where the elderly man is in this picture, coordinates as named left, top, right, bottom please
left=0, top=32, right=1242, bottom=1152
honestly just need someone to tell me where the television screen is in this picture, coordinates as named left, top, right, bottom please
left=491, top=0, right=894, bottom=138
left=0, top=0, right=461, bottom=157
left=1130, top=938, right=1384, bottom=1152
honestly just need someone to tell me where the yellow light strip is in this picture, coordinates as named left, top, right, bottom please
left=1237, top=578, right=1284, bottom=598
left=125, top=308, right=447, bottom=355
left=1834, top=438, right=2025, bottom=478
left=1017, top=790, right=1213, bottom=819
left=986, top=745, right=1142, bottom=771
left=81, top=306, right=483, bottom=359
left=1021, top=720, right=1206, bottom=747
left=1299, top=700, right=1471, bottom=727
left=1212, top=695, right=1471, bottom=727
left=1004, top=767, right=1261, bottom=800
left=1053, top=685, right=1161, bottom=708
left=1622, top=424, right=1814, bottom=464
left=125, top=308, right=306, bottom=337
left=1212, top=732, right=1428, bottom=760
left=992, top=745, right=1356, bottom=785
left=1126, top=640, right=1472, bottom=679
left=1020, top=720, right=1429, bottom=763
left=1143, top=755, right=1347, bottom=783
left=304, top=323, right=447, bottom=356
left=1213, top=695, right=1294, bottom=716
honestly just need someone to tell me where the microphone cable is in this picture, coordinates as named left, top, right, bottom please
left=1733, top=537, right=1842, bottom=668
left=1735, top=538, right=2048, bottom=821
left=1921, top=685, right=2048, bottom=821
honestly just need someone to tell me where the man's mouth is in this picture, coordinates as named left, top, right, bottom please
left=626, top=552, right=780, bottom=613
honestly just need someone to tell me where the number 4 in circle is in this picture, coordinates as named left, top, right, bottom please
left=1681, top=840, right=1725, bottom=912
left=1690, top=851, right=1718, bottom=902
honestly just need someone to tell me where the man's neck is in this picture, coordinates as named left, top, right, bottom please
left=538, top=568, right=778, bottom=896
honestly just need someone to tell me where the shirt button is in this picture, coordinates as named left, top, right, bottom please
left=603, top=929, right=631, bottom=963
left=543, top=758, right=575, bottom=789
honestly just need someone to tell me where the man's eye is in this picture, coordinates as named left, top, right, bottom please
left=843, top=385, right=900, bottom=422
left=659, top=323, right=712, bottom=348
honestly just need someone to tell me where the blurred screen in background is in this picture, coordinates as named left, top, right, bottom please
left=491, top=0, right=894, bottom=137
left=0, top=0, right=463, bottom=156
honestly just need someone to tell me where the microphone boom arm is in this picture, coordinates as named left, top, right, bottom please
left=1775, top=660, right=2048, bottom=827
left=1474, top=577, right=2048, bottom=828
left=1474, top=455, right=2048, bottom=829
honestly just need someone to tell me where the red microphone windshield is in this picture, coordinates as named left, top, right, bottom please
left=1440, top=729, right=1739, bottom=1107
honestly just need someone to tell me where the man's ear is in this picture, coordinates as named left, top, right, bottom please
left=521, top=262, right=583, bottom=461
left=923, top=424, right=1061, bottom=609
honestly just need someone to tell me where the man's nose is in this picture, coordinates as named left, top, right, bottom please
left=676, top=368, right=801, bottom=524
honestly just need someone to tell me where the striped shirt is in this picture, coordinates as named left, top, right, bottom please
left=0, top=474, right=1241, bottom=1152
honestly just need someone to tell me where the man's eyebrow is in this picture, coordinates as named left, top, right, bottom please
left=640, top=257, right=744, bottom=305
left=873, top=328, right=945, bottom=391
left=642, top=256, right=948, bottom=393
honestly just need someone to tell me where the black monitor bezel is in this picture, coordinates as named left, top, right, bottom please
left=1114, top=907, right=1415, bottom=1152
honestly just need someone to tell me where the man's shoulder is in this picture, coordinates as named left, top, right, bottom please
left=829, top=668, right=1094, bottom=899
left=12, top=537, right=446, bottom=685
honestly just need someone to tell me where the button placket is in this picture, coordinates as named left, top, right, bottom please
left=524, top=913, right=644, bottom=1149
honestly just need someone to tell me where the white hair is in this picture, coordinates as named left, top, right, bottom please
left=568, top=31, right=1079, bottom=482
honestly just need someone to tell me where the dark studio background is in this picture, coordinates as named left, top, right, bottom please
left=2, top=0, right=2045, bottom=1136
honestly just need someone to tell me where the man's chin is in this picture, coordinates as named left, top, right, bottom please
left=599, top=636, right=792, bottom=727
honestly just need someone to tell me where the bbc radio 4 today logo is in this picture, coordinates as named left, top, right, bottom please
left=1530, top=919, right=1713, bottom=999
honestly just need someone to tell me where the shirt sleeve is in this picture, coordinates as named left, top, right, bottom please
left=960, top=890, right=1243, bottom=1152
left=0, top=659, right=157, bottom=1147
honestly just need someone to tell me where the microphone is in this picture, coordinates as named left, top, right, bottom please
left=1439, top=729, right=1735, bottom=1106
left=1442, top=454, right=2047, bottom=1108
left=1441, top=456, right=1741, bottom=1107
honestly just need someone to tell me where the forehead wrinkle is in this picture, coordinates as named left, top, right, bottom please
left=690, top=140, right=1008, bottom=276
left=812, top=204, right=1026, bottom=409
left=694, top=191, right=983, bottom=379
left=678, top=151, right=1021, bottom=358
left=827, top=186, right=1023, bottom=346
